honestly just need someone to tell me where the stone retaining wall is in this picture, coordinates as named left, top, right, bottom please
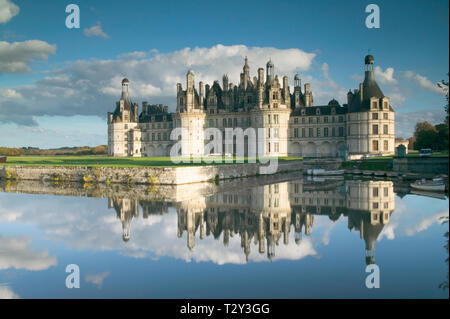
left=393, top=157, right=449, bottom=175
left=0, top=160, right=303, bottom=185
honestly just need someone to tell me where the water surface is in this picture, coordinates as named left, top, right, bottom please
left=0, top=176, right=448, bottom=298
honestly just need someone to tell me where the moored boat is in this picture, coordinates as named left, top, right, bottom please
left=410, top=178, right=446, bottom=192
left=308, top=169, right=344, bottom=176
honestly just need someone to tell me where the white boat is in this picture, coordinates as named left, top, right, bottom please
left=307, top=169, right=344, bottom=176
left=410, top=178, right=446, bottom=192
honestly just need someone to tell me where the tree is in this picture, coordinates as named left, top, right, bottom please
left=437, top=74, right=449, bottom=126
left=413, top=121, right=438, bottom=150
left=435, top=123, right=449, bottom=151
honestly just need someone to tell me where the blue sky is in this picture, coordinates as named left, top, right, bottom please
left=0, top=0, right=448, bottom=148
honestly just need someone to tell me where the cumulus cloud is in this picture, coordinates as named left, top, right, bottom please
left=0, top=44, right=317, bottom=126
left=0, top=285, right=20, bottom=299
left=0, top=40, right=56, bottom=74
left=85, top=271, right=110, bottom=288
left=83, top=22, right=109, bottom=39
left=374, top=66, right=397, bottom=85
left=0, top=236, right=57, bottom=271
left=404, top=71, right=447, bottom=95
left=0, top=88, right=21, bottom=99
left=0, top=0, right=19, bottom=24
left=0, top=191, right=318, bottom=265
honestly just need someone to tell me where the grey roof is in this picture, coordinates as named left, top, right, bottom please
left=291, top=104, right=347, bottom=116
left=348, top=70, right=394, bottom=112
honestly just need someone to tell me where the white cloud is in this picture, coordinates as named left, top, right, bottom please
left=83, top=22, right=109, bottom=39
left=0, top=285, right=20, bottom=299
left=0, top=88, right=22, bottom=99
left=374, top=66, right=397, bottom=85
left=0, top=236, right=57, bottom=271
left=0, top=40, right=56, bottom=74
left=404, top=210, right=449, bottom=236
left=0, top=44, right=316, bottom=125
left=0, top=0, right=19, bottom=24
left=404, top=70, right=447, bottom=95
left=85, top=271, right=110, bottom=288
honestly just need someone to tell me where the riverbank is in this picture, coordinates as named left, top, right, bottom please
left=0, top=159, right=303, bottom=185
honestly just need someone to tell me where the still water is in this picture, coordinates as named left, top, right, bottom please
left=0, top=175, right=448, bottom=299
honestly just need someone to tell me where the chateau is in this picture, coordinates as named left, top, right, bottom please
left=108, top=54, right=395, bottom=158
left=111, top=179, right=395, bottom=264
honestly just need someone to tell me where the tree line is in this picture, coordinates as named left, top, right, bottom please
left=0, top=145, right=107, bottom=156
left=408, top=75, right=449, bottom=152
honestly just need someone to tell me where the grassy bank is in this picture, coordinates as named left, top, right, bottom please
left=341, top=151, right=449, bottom=171
left=0, top=155, right=303, bottom=168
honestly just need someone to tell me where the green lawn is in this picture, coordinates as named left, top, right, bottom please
left=0, top=155, right=303, bottom=168
left=341, top=151, right=449, bottom=171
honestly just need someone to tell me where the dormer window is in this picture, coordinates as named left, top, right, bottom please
left=372, top=101, right=378, bottom=109
left=331, top=108, right=336, bottom=115
left=316, top=109, right=320, bottom=115
left=301, top=109, right=305, bottom=115
left=383, top=101, right=388, bottom=109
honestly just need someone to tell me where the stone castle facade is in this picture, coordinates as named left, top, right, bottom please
left=111, top=179, right=395, bottom=264
left=108, top=54, right=395, bottom=158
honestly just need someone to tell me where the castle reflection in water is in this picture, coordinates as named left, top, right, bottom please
left=109, top=179, right=395, bottom=264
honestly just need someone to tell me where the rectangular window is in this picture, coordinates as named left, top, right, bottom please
left=373, top=124, right=379, bottom=135
left=294, top=118, right=298, bottom=124
left=339, top=127, right=344, bottom=137
left=383, top=187, right=389, bottom=197
left=309, top=117, right=313, bottom=124
left=302, top=128, right=306, bottom=138
left=383, top=113, right=388, bottom=120
left=302, top=118, right=306, bottom=124
left=317, top=128, right=321, bottom=137
left=294, top=128, right=298, bottom=138
left=332, top=127, right=335, bottom=137
left=324, top=116, right=328, bottom=123
left=383, top=125, right=388, bottom=134
left=383, top=101, right=388, bottom=109
left=274, top=128, right=279, bottom=138
left=373, top=187, right=379, bottom=197
left=338, top=116, right=344, bottom=123
left=372, top=113, right=378, bottom=120
left=372, top=101, right=378, bottom=109
left=268, top=115, right=271, bottom=124
left=309, top=128, right=313, bottom=137
left=384, top=140, right=388, bottom=151
left=324, top=127, right=329, bottom=137
left=372, top=140, right=379, bottom=151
